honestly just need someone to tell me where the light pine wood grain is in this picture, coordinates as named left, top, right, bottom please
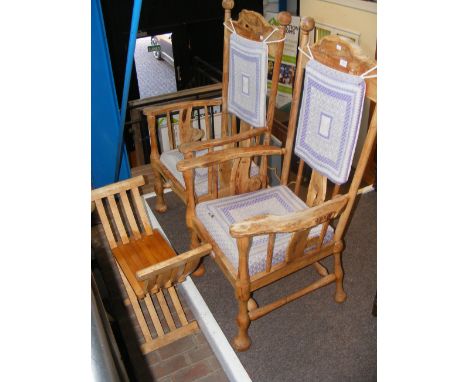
left=178, top=14, right=378, bottom=352
left=91, top=176, right=213, bottom=354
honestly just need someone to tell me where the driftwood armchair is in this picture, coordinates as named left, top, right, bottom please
left=142, top=1, right=291, bottom=213
left=177, top=17, right=377, bottom=351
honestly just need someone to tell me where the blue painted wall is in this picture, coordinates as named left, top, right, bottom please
left=91, top=0, right=130, bottom=188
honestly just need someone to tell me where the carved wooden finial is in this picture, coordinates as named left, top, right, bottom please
left=222, top=0, right=234, bottom=10
left=300, top=17, right=315, bottom=33
left=277, top=11, right=292, bottom=27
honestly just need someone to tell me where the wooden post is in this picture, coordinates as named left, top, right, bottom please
left=130, top=108, right=145, bottom=166
left=280, top=17, right=315, bottom=185
left=232, top=236, right=252, bottom=351
left=148, top=115, right=167, bottom=212
left=221, top=0, right=234, bottom=138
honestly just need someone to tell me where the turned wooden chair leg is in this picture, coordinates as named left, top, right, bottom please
left=153, top=171, right=168, bottom=213
left=190, top=230, right=206, bottom=277
left=232, top=281, right=252, bottom=352
left=333, top=242, right=347, bottom=303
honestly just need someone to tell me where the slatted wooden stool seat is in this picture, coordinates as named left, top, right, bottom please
left=91, top=175, right=212, bottom=354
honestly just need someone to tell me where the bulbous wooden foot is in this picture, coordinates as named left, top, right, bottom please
left=232, top=334, right=251, bottom=352
left=334, top=289, right=347, bottom=303
left=155, top=198, right=168, bottom=213
left=154, top=173, right=167, bottom=212
left=192, top=263, right=206, bottom=277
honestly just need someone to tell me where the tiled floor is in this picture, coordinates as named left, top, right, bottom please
left=92, top=223, right=229, bottom=382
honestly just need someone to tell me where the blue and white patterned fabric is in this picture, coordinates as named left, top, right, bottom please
left=196, top=185, right=334, bottom=275
left=160, top=149, right=259, bottom=197
left=295, top=59, right=366, bottom=184
left=228, top=33, right=268, bottom=128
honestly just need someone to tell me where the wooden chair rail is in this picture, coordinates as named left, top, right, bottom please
left=179, top=127, right=268, bottom=154
left=177, top=146, right=284, bottom=171
left=143, top=98, right=223, bottom=117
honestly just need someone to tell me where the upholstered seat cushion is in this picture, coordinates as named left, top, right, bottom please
left=196, top=185, right=334, bottom=275
left=160, top=149, right=259, bottom=196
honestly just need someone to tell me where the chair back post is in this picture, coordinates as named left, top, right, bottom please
left=221, top=0, right=235, bottom=138
left=280, top=17, right=315, bottom=185
left=334, top=98, right=377, bottom=240
left=259, top=11, right=291, bottom=188
left=265, top=11, right=292, bottom=141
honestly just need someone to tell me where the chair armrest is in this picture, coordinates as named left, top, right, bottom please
left=177, top=146, right=284, bottom=172
left=179, top=127, right=268, bottom=154
left=229, top=195, right=349, bottom=238
left=142, top=98, right=222, bottom=117
left=136, top=243, right=212, bottom=281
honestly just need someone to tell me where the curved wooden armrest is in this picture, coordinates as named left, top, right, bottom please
left=229, top=195, right=349, bottom=238
left=143, top=98, right=222, bottom=117
left=179, top=127, right=268, bottom=154
left=136, top=243, right=212, bottom=281
left=177, top=146, right=284, bottom=172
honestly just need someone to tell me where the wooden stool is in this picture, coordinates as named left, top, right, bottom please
left=92, top=175, right=212, bottom=354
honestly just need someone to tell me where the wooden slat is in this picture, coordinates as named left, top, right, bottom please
left=239, top=120, right=251, bottom=147
left=144, top=294, right=165, bottom=337
left=91, top=175, right=146, bottom=201
left=168, top=286, right=189, bottom=326
left=265, top=233, right=275, bottom=272
left=285, top=228, right=312, bottom=262
left=294, top=159, right=305, bottom=195
left=204, top=106, right=211, bottom=140
left=140, top=321, right=199, bottom=354
left=166, top=112, right=175, bottom=150
left=94, top=199, right=117, bottom=249
left=231, top=114, right=237, bottom=136
left=213, top=164, right=219, bottom=198
left=130, top=188, right=153, bottom=235
left=119, top=191, right=141, bottom=240
left=117, top=264, right=152, bottom=342
left=306, top=170, right=327, bottom=207
left=156, top=290, right=177, bottom=331
left=107, top=195, right=129, bottom=244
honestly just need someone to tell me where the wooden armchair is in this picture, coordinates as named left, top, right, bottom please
left=142, top=1, right=291, bottom=213
left=176, top=17, right=377, bottom=351
left=91, top=175, right=212, bottom=354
